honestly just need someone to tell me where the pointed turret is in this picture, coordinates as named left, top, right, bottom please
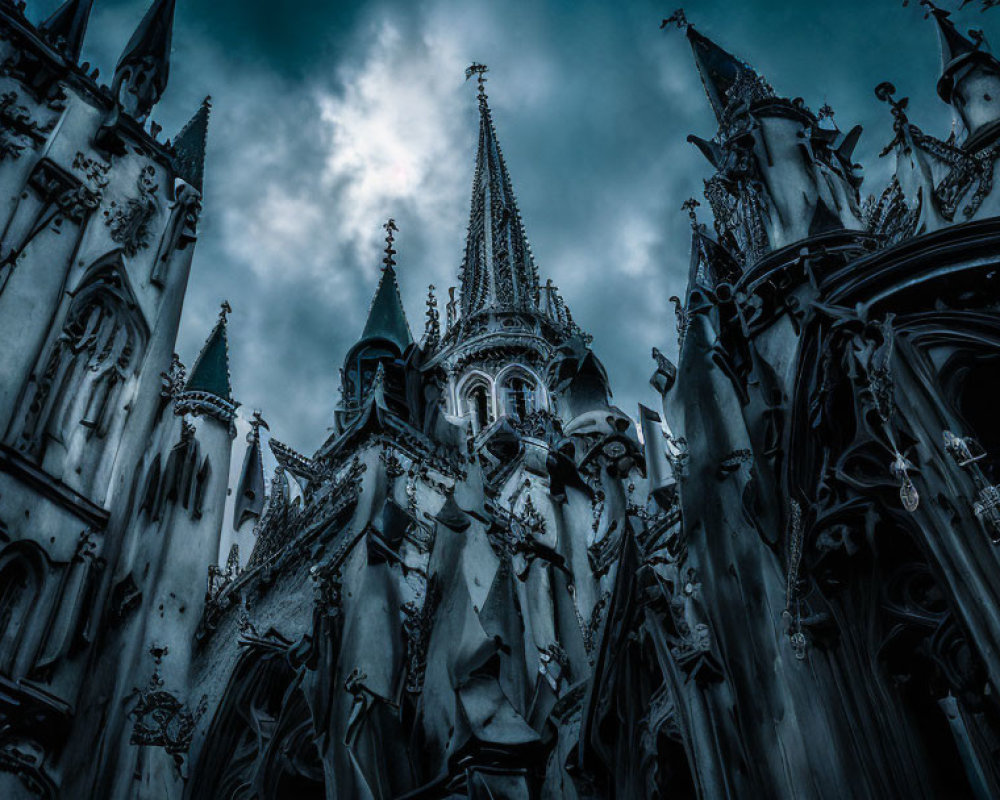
left=360, top=218, right=412, bottom=351
left=686, top=25, right=773, bottom=124
left=176, top=301, right=238, bottom=427
left=925, top=3, right=1000, bottom=143
left=927, top=3, right=983, bottom=101
left=185, top=303, right=234, bottom=401
left=233, top=411, right=267, bottom=531
left=361, top=268, right=412, bottom=353
left=337, top=222, right=413, bottom=423
left=39, top=0, right=94, bottom=62
left=112, top=0, right=177, bottom=122
left=458, top=64, right=540, bottom=320
left=171, top=97, right=211, bottom=192
left=668, top=17, right=864, bottom=265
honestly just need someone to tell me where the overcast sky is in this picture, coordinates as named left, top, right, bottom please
left=29, top=0, right=987, bottom=459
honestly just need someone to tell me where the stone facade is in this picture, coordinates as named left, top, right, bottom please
left=1, top=1, right=1000, bottom=798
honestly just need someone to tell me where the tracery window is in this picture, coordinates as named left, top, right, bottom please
left=14, top=263, right=146, bottom=476
left=501, top=374, right=536, bottom=421
left=189, top=646, right=324, bottom=800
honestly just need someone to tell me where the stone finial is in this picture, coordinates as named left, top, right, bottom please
left=382, top=218, right=398, bottom=270
left=465, top=62, right=489, bottom=103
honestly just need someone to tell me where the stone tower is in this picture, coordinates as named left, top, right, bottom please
left=3, top=2, right=1000, bottom=798
left=0, top=1, right=239, bottom=795
left=185, top=68, right=647, bottom=798
left=590, top=7, right=1000, bottom=798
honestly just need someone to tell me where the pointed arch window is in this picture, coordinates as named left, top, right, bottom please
left=506, top=377, right=533, bottom=420
left=500, top=372, right=538, bottom=421
left=0, top=547, right=43, bottom=676
left=13, top=261, right=147, bottom=476
left=463, top=380, right=493, bottom=433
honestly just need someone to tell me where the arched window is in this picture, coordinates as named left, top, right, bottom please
left=14, top=262, right=147, bottom=477
left=506, top=377, right=533, bottom=420
left=344, top=342, right=397, bottom=407
left=467, top=384, right=492, bottom=431
left=499, top=372, right=538, bottom=422
left=0, top=548, right=43, bottom=676
left=189, top=645, right=324, bottom=800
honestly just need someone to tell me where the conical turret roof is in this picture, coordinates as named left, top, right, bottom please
left=185, top=302, right=234, bottom=402
left=172, top=97, right=211, bottom=192
left=927, top=3, right=1000, bottom=102
left=360, top=264, right=412, bottom=352
left=686, top=25, right=774, bottom=124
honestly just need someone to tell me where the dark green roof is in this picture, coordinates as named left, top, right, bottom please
left=360, top=265, right=412, bottom=352
left=185, top=312, right=233, bottom=401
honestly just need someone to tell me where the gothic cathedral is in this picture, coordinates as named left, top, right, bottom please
left=1, top=1, right=1000, bottom=798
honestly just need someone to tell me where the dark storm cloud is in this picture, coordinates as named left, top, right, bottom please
left=28, top=0, right=980, bottom=458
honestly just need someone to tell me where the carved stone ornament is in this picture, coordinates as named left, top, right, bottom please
left=104, top=165, right=159, bottom=257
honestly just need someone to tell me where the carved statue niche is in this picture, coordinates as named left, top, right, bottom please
left=12, top=259, right=148, bottom=484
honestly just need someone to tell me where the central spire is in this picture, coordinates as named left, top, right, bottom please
left=458, top=64, right=540, bottom=320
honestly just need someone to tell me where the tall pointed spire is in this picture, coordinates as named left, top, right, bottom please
left=360, top=219, right=412, bottom=352
left=458, top=64, right=540, bottom=320
left=175, top=301, right=238, bottom=427
left=112, top=0, right=177, bottom=122
left=171, top=96, right=211, bottom=192
left=39, top=0, right=94, bottom=63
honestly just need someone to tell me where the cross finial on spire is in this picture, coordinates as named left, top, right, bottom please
left=660, top=9, right=688, bottom=30
left=219, top=300, right=232, bottom=322
left=681, top=197, right=700, bottom=228
left=465, top=62, right=489, bottom=104
left=382, top=218, right=398, bottom=270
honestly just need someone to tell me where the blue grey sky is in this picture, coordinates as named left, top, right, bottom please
left=28, top=0, right=985, bottom=455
